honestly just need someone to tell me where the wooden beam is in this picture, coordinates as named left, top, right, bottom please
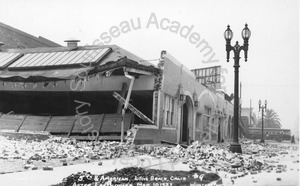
left=43, top=116, right=52, bottom=131
left=125, top=68, right=153, bottom=75
left=113, top=92, right=154, bottom=125
left=67, top=115, right=78, bottom=138
left=97, top=114, right=105, bottom=141
left=15, top=115, right=27, bottom=132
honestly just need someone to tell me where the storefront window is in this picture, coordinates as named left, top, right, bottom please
left=201, top=106, right=211, bottom=140
left=163, top=94, right=174, bottom=126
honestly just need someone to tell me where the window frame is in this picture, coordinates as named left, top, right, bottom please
left=163, top=94, right=175, bottom=127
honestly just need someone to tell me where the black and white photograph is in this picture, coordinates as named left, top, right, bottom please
left=0, top=0, right=299, bottom=185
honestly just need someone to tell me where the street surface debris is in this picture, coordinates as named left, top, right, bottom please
left=0, top=131, right=135, bottom=174
left=0, top=132, right=299, bottom=186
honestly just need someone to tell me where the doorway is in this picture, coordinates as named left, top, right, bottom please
left=180, top=96, right=193, bottom=145
left=181, top=103, right=189, bottom=144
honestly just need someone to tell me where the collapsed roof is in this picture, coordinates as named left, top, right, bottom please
left=0, top=45, right=160, bottom=82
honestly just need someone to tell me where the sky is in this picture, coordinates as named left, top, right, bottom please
left=0, top=0, right=299, bottom=133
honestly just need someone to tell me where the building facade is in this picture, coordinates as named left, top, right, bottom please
left=0, top=42, right=234, bottom=144
left=135, top=51, right=234, bottom=144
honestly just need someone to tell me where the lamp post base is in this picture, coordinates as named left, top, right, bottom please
left=229, top=142, right=242, bottom=153
left=260, top=139, right=265, bottom=143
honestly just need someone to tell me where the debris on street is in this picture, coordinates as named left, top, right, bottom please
left=0, top=134, right=133, bottom=174
left=0, top=132, right=299, bottom=186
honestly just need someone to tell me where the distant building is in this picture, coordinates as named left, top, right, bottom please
left=241, top=107, right=254, bottom=127
left=0, top=22, right=61, bottom=49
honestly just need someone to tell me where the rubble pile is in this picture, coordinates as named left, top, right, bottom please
left=0, top=135, right=134, bottom=173
left=124, top=125, right=138, bottom=145
left=0, top=125, right=138, bottom=165
left=1, top=132, right=298, bottom=185
left=53, top=139, right=298, bottom=186
left=140, top=141, right=295, bottom=176
left=1, top=134, right=294, bottom=174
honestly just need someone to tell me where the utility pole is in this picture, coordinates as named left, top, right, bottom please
left=259, top=100, right=267, bottom=143
left=250, top=99, right=252, bottom=126
left=240, top=82, right=242, bottom=138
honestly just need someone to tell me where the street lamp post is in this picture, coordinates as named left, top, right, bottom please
left=259, top=100, right=267, bottom=143
left=224, top=24, right=251, bottom=153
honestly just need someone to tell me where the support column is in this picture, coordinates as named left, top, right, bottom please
left=117, top=83, right=127, bottom=114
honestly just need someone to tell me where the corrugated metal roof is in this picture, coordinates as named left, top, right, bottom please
left=0, top=52, right=23, bottom=68
left=0, top=67, right=92, bottom=81
left=8, top=48, right=110, bottom=69
left=0, top=45, right=158, bottom=81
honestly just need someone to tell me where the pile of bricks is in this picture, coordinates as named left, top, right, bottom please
left=0, top=135, right=133, bottom=171
left=140, top=140, right=296, bottom=177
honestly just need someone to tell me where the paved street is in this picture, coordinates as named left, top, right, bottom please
left=0, top=140, right=298, bottom=186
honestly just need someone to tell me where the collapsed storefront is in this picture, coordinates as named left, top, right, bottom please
left=0, top=41, right=233, bottom=144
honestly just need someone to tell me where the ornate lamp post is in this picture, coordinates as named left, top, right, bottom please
left=259, top=100, right=267, bottom=143
left=224, top=24, right=251, bottom=153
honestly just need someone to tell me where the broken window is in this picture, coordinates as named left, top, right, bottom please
left=202, top=106, right=211, bottom=139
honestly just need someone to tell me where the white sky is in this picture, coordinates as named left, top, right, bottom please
left=0, top=0, right=299, bottom=133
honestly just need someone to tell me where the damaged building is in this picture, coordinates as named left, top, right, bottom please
left=0, top=40, right=234, bottom=145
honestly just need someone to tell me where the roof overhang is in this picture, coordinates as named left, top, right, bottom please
left=91, top=57, right=160, bottom=76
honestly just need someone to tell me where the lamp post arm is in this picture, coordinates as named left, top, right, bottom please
left=241, top=38, right=249, bottom=62
left=226, top=44, right=234, bottom=62
left=231, top=41, right=246, bottom=67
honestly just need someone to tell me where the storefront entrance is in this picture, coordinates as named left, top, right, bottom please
left=181, top=103, right=189, bottom=143
left=180, top=96, right=193, bottom=145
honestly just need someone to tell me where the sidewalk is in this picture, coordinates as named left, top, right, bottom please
left=0, top=155, right=171, bottom=186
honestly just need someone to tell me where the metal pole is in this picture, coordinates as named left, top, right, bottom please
left=225, top=24, right=251, bottom=153
left=229, top=53, right=242, bottom=153
left=261, top=108, right=264, bottom=143
left=240, top=82, right=242, bottom=138
left=250, top=99, right=252, bottom=126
